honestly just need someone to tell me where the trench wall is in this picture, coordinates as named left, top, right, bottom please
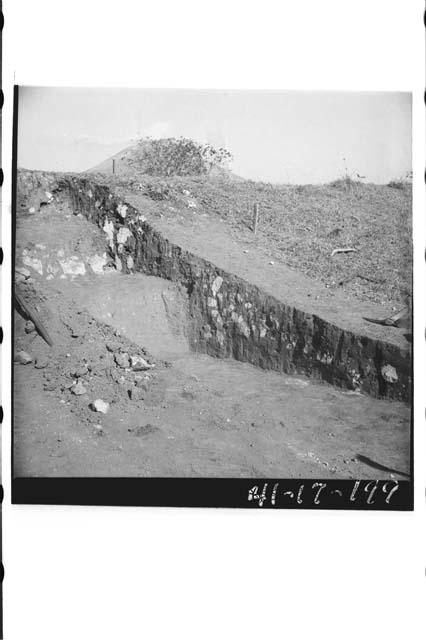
left=17, top=170, right=412, bottom=402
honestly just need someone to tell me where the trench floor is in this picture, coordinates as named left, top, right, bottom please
left=14, top=270, right=410, bottom=479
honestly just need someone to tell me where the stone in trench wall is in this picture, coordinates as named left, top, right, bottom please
left=16, top=170, right=412, bottom=402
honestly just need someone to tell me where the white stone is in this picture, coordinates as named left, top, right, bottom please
left=15, top=350, right=32, bottom=365
left=211, top=276, right=223, bottom=295
left=103, top=219, right=115, bottom=248
left=236, top=316, right=250, bottom=338
left=130, top=355, right=153, bottom=371
left=115, top=255, right=122, bottom=272
left=47, top=263, right=60, bottom=275
left=127, top=255, right=134, bottom=270
left=59, top=257, right=86, bottom=277
left=381, top=364, right=398, bottom=383
left=90, top=399, right=109, bottom=414
left=29, top=207, right=36, bottom=214
left=117, top=226, right=132, bottom=245
left=88, top=253, right=108, bottom=275
left=23, top=255, right=43, bottom=275
left=117, top=203, right=128, bottom=219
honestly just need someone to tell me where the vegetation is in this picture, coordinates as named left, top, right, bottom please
left=388, top=170, right=413, bottom=190
left=126, top=137, right=233, bottom=177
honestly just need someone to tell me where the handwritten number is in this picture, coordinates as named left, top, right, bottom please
left=312, top=482, right=327, bottom=504
left=364, top=480, right=379, bottom=504
left=382, top=480, right=399, bottom=504
left=350, top=480, right=361, bottom=501
left=248, top=483, right=268, bottom=507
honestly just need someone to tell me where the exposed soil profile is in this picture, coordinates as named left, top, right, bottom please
left=13, top=170, right=411, bottom=479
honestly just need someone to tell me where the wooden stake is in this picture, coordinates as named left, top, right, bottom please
left=253, top=203, right=259, bottom=234
left=112, top=159, right=115, bottom=175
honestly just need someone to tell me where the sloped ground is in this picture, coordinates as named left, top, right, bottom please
left=13, top=196, right=410, bottom=479
left=94, top=172, right=411, bottom=308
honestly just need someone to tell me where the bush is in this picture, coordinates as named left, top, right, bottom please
left=128, top=137, right=233, bottom=177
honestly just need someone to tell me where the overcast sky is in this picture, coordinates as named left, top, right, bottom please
left=17, top=87, right=411, bottom=184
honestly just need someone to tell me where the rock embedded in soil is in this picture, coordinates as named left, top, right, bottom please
left=128, top=387, right=144, bottom=401
left=90, top=399, right=110, bottom=414
left=71, top=381, right=87, bottom=395
left=34, top=355, right=50, bottom=369
left=72, top=365, right=88, bottom=378
left=15, top=350, right=32, bottom=365
left=381, top=364, right=398, bottom=384
left=114, top=352, right=130, bottom=368
left=25, top=320, right=36, bottom=334
left=130, top=355, right=153, bottom=371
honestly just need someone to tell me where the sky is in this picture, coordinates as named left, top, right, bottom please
left=17, top=87, right=412, bottom=184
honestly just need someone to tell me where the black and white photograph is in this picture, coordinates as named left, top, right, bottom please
left=12, top=87, right=412, bottom=505
left=2, top=1, right=425, bottom=640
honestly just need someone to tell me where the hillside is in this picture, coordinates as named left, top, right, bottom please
left=83, top=138, right=412, bottom=309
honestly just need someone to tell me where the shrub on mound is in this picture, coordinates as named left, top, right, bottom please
left=127, top=137, right=233, bottom=177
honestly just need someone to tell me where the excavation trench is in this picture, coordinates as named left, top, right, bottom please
left=17, top=170, right=411, bottom=402
left=13, top=170, right=412, bottom=478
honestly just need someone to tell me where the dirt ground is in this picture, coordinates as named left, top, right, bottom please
left=13, top=199, right=411, bottom=479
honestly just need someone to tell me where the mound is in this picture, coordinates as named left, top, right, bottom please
left=85, top=137, right=243, bottom=182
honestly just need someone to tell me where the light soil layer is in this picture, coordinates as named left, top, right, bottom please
left=14, top=271, right=410, bottom=479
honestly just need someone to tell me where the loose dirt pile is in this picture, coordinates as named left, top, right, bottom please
left=14, top=276, right=162, bottom=434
